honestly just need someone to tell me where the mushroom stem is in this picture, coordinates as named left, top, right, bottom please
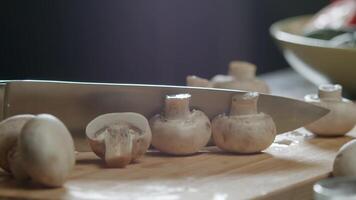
left=230, top=92, right=259, bottom=116
left=318, top=84, right=342, bottom=101
left=165, top=94, right=191, bottom=120
left=228, top=61, right=256, bottom=80
left=104, top=124, right=134, bottom=168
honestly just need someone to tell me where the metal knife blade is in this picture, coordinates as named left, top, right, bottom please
left=0, top=80, right=328, bottom=151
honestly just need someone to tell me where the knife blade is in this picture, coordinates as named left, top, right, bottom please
left=0, top=80, right=328, bottom=151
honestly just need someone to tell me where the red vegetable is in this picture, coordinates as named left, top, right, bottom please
left=305, top=0, right=356, bottom=33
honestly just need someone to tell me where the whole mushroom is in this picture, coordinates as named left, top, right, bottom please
left=213, top=61, right=270, bottom=93
left=0, top=114, right=35, bottom=173
left=305, top=84, right=356, bottom=136
left=149, top=93, right=212, bottom=155
left=19, top=114, right=76, bottom=187
left=333, top=139, right=356, bottom=177
left=0, top=114, right=75, bottom=187
left=86, top=112, right=152, bottom=168
left=212, top=92, right=276, bottom=153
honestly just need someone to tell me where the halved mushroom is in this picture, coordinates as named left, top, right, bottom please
left=0, top=114, right=75, bottom=187
left=149, top=94, right=212, bottom=155
left=212, top=92, right=276, bottom=153
left=214, top=61, right=270, bottom=93
left=86, top=112, right=151, bottom=168
left=305, top=84, right=356, bottom=136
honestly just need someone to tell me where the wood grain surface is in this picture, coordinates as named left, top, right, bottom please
left=0, top=128, right=355, bottom=200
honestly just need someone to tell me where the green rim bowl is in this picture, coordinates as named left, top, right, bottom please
left=270, top=15, right=356, bottom=97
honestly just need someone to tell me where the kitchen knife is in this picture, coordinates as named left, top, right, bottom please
left=0, top=80, right=328, bottom=151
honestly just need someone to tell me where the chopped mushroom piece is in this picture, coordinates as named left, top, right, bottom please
left=86, top=112, right=151, bottom=168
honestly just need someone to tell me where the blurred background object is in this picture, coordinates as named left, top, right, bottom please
left=1, top=0, right=328, bottom=85
left=271, top=0, right=356, bottom=98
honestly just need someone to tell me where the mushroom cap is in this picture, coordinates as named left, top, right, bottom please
left=212, top=113, right=276, bottom=153
left=333, top=140, right=356, bottom=177
left=7, top=144, right=28, bottom=180
left=186, top=75, right=212, bottom=88
left=150, top=110, right=211, bottom=155
left=19, top=114, right=75, bottom=187
left=0, top=114, right=35, bottom=172
left=85, top=112, right=152, bottom=161
left=305, top=94, right=356, bottom=136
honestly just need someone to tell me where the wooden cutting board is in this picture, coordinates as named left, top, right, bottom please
left=0, top=128, right=355, bottom=200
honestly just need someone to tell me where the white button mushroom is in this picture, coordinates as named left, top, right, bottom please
left=212, top=92, right=277, bottom=153
left=214, top=61, right=270, bottom=93
left=86, top=112, right=152, bottom=168
left=0, top=114, right=75, bottom=187
left=0, top=114, right=34, bottom=173
left=305, top=84, right=356, bottom=136
left=19, top=114, right=76, bottom=187
left=149, top=94, right=212, bottom=155
left=333, top=140, right=356, bottom=177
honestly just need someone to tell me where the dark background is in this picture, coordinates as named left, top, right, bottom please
left=2, top=1, right=328, bottom=85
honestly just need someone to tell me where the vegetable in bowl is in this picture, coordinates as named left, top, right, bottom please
left=303, top=0, right=356, bottom=48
